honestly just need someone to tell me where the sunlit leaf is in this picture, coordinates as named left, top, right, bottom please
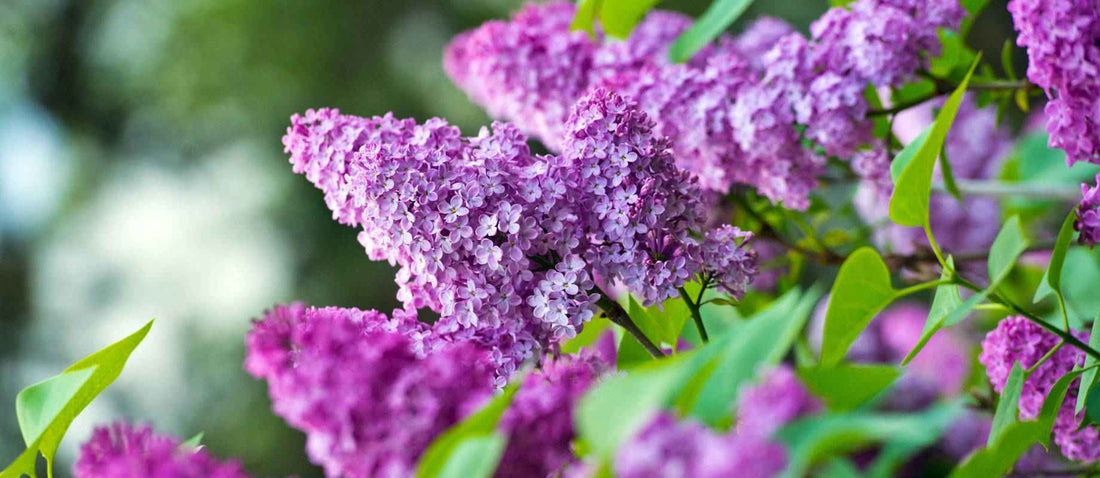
left=988, top=363, right=1023, bottom=446
left=181, top=432, right=205, bottom=450
left=599, top=0, right=661, bottom=38
left=2, top=320, right=153, bottom=478
left=415, top=383, right=520, bottom=478
left=797, top=364, right=901, bottom=411
left=435, top=433, right=507, bottom=478
left=617, top=332, right=652, bottom=370
left=903, top=257, right=960, bottom=364
left=1078, top=316, right=1100, bottom=415
left=668, top=0, right=755, bottom=63
left=820, top=248, right=896, bottom=366
left=889, top=55, right=981, bottom=227
left=1034, top=210, right=1077, bottom=303
left=561, top=318, right=612, bottom=354
left=570, top=0, right=602, bottom=36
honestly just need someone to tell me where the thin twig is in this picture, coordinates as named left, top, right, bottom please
left=678, top=286, right=708, bottom=343
left=595, top=294, right=664, bottom=358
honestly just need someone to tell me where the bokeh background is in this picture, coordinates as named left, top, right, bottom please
left=0, top=1, right=1018, bottom=475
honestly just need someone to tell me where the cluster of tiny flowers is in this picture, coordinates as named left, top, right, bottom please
left=495, top=351, right=610, bottom=477
left=979, top=316, right=1100, bottom=462
left=1008, top=0, right=1100, bottom=166
left=1076, top=173, right=1100, bottom=247
left=244, top=304, right=496, bottom=477
left=735, top=365, right=821, bottom=438
left=284, top=107, right=600, bottom=377
left=74, top=422, right=248, bottom=478
left=700, top=226, right=758, bottom=300
left=559, top=89, right=710, bottom=305
left=445, top=1, right=964, bottom=209
left=613, top=413, right=788, bottom=478
left=856, top=95, right=1009, bottom=256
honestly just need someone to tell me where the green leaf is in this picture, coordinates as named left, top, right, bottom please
left=797, top=364, right=901, bottom=412
left=599, top=0, right=661, bottom=39
left=561, top=318, right=612, bottom=354
left=1062, top=248, right=1100, bottom=321
left=1077, top=316, right=1100, bottom=415
left=951, top=368, right=1083, bottom=477
left=1000, top=40, right=1017, bottom=81
left=940, top=149, right=964, bottom=203
left=1034, top=210, right=1077, bottom=303
left=627, top=296, right=665, bottom=346
left=890, top=129, right=932, bottom=182
left=2, top=320, right=153, bottom=478
left=570, top=0, right=602, bottom=36
left=1086, top=375, right=1100, bottom=428
left=181, top=432, right=204, bottom=450
left=902, top=257, right=961, bottom=364
left=958, top=0, right=991, bottom=37
left=820, top=248, right=897, bottom=366
left=688, top=287, right=820, bottom=425
left=435, top=433, right=508, bottom=478
left=617, top=332, right=652, bottom=370
left=415, top=383, right=520, bottom=478
left=987, top=216, right=1029, bottom=284
left=889, top=55, right=981, bottom=227
left=988, top=363, right=1024, bottom=446
left=668, top=0, right=755, bottom=63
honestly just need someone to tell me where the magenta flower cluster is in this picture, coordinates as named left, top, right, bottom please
left=244, top=304, right=496, bottom=477
left=283, top=88, right=757, bottom=376
left=979, top=316, right=1100, bottom=462
left=735, top=365, right=822, bottom=439
left=445, top=0, right=964, bottom=209
left=74, top=422, right=248, bottom=478
left=1077, top=173, right=1100, bottom=247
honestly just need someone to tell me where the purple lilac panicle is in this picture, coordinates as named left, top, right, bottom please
left=1076, top=173, right=1100, bottom=247
left=244, top=304, right=496, bottom=477
left=735, top=365, right=821, bottom=439
left=495, top=351, right=610, bottom=477
left=1008, top=0, right=1100, bottom=166
left=979, top=316, right=1100, bottom=462
left=614, top=413, right=787, bottom=478
left=74, top=422, right=248, bottom=478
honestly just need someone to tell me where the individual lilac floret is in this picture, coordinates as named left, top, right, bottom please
left=979, top=316, right=1100, bottom=462
left=496, top=351, right=610, bottom=478
left=615, top=413, right=787, bottom=478
left=1076, top=174, right=1100, bottom=247
left=558, top=88, right=709, bottom=305
left=700, top=225, right=759, bottom=300
left=245, top=304, right=496, bottom=477
left=74, top=422, right=248, bottom=478
left=284, top=108, right=599, bottom=378
left=1008, top=0, right=1100, bottom=165
left=735, top=365, right=821, bottom=439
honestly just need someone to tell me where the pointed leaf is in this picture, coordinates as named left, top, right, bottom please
left=668, top=0, right=755, bottom=63
left=435, top=433, right=508, bottom=478
left=2, top=320, right=153, bottom=478
left=987, top=216, right=1029, bottom=285
left=1034, top=210, right=1077, bottom=303
left=181, top=432, right=204, bottom=450
left=570, top=0, right=602, bottom=36
left=797, top=364, right=901, bottom=412
left=889, top=56, right=981, bottom=227
left=988, top=363, right=1024, bottom=446
left=1077, top=316, right=1100, bottom=414
left=416, top=382, right=519, bottom=478
left=599, top=0, right=661, bottom=38
left=820, top=248, right=897, bottom=366
left=903, top=257, right=961, bottom=364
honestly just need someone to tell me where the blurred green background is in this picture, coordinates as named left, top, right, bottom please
left=0, top=0, right=1016, bottom=475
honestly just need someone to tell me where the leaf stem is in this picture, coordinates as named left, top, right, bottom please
left=1027, top=340, right=1064, bottom=375
left=894, top=278, right=953, bottom=298
left=595, top=293, right=665, bottom=358
left=678, top=286, right=708, bottom=344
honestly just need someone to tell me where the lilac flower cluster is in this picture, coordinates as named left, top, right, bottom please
left=1076, top=173, right=1100, bottom=247
left=74, top=422, right=248, bottom=478
left=735, top=365, right=822, bottom=438
left=1008, top=0, right=1100, bottom=166
left=244, top=304, right=496, bottom=477
left=979, top=316, right=1100, bottom=462
left=445, top=0, right=965, bottom=209
left=856, top=95, right=1010, bottom=257
left=284, top=89, right=758, bottom=375
left=496, top=351, right=610, bottom=477
left=614, top=413, right=788, bottom=478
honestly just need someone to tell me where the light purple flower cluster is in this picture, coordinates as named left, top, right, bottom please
left=979, top=316, right=1100, bottom=462
left=244, top=303, right=496, bottom=477
left=856, top=95, right=1010, bottom=256
left=496, top=351, right=610, bottom=478
left=700, top=225, right=758, bottom=300
left=735, top=365, right=822, bottom=439
left=614, top=413, right=788, bottom=478
left=74, top=422, right=248, bottom=478
left=445, top=0, right=965, bottom=209
left=1008, top=0, right=1100, bottom=166
left=1076, top=173, right=1100, bottom=247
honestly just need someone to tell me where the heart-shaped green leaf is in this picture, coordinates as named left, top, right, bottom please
left=820, top=248, right=897, bottom=366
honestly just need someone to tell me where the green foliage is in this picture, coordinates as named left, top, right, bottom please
left=181, top=432, right=205, bottom=449
left=820, top=248, right=897, bottom=366
left=1061, top=248, right=1100, bottom=321
left=1034, top=210, right=1077, bottom=303
left=987, top=216, right=1029, bottom=284
left=797, top=364, right=901, bottom=412
left=415, top=383, right=519, bottom=478
left=951, top=369, right=1084, bottom=477
left=617, top=332, right=653, bottom=370
left=668, top=0, right=755, bottom=63
left=570, top=0, right=602, bottom=36
left=2, top=320, right=153, bottom=478
left=889, top=55, right=980, bottom=228
left=569, top=0, right=661, bottom=39
left=902, top=257, right=961, bottom=364
left=1078, top=317, right=1100, bottom=415
left=561, top=318, right=612, bottom=354
left=987, top=363, right=1024, bottom=447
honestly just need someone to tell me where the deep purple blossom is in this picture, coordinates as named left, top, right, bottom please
left=496, top=351, right=610, bottom=478
left=614, top=413, right=787, bottom=478
left=245, top=304, right=496, bottom=477
left=735, top=365, right=821, bottom=439
left=1008, top=0, right=1100, bottom=165
left=1076, top=174, right=1100, bottom=247
left=74, top=422, right=248, bottom=478
left=979, top=316, right=1100, bottom=462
